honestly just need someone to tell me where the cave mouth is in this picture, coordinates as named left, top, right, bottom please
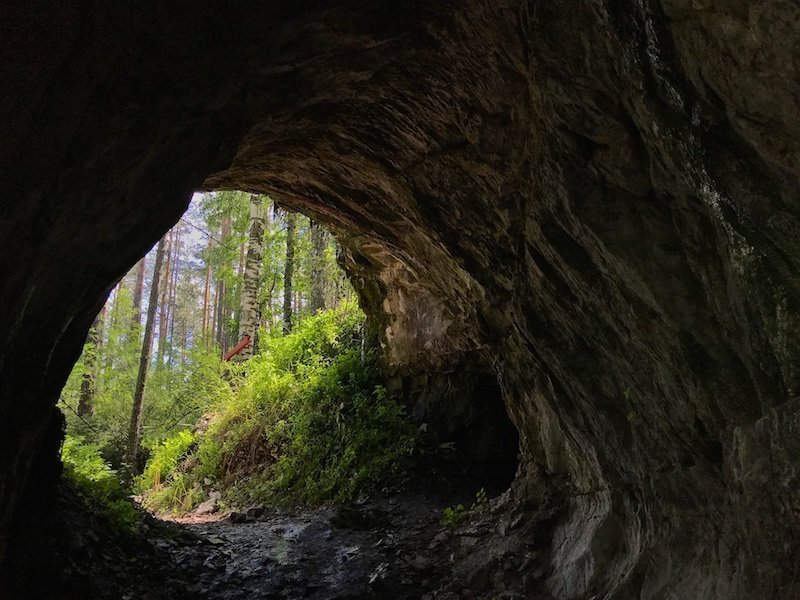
left=22, top=190, right=525, bottom=598
left=56, top=190, right=521, bottom=519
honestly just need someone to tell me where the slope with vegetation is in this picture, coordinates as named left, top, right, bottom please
left=138, top=306, right=416, bottom=512
left=58, top=193, right=416, bottom=520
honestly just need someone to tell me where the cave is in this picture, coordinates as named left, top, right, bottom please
left=2, top=2, right=800, bottom=599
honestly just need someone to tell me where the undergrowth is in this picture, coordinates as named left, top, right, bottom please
left=61, top=435, right=139, bottom=533
left=138, top=306, right=417, bottom=512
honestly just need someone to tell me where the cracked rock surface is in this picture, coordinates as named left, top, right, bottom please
left=2, top=2, right=800, bottom=598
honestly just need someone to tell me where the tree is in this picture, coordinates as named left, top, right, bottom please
left=157, top=231, right=173, bottom=366
left=166, top=223, right=181, bottom=366
left=309, top=221, right=328, bottom=313
left=125, top=236, right=167, bottom=472
left=77, top=310, right=104, bottom=417
left=215, top=215, right=232, bottom=352
left=131, top=256, right=147, bottom=331
left=237, top=195, right=265, bottom=360
left=201, top=239, right=213, bottom=345
left=283, top=211, right=297, bottom=334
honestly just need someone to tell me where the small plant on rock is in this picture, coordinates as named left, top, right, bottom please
left=470, top=487, right=488, bottom=512
left=440, top=503, right=467, bottom=528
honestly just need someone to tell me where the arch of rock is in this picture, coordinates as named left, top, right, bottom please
left=2, top=2, right=800, bottom=598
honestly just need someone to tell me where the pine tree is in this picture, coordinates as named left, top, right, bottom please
left=131, top=257, right=146, bottom=330
left=201, top=237, right=214, bottom=345
left=157, top=231, right=173, bottom=366
left=77, top=310, right=104, bottom=417
left=215, top=216, right=232, bottom=352
left=166, top=224, right=181, bottom=367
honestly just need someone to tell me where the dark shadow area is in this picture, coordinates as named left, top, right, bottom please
left=450, top=376, right=520, bottom=495
left=403, top=370, right=520, bottom=498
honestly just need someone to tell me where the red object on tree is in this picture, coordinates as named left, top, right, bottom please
left=223, top=335, right=251, bottom=361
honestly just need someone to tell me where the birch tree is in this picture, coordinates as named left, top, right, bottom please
left=236, top=195, right=265, bottom=360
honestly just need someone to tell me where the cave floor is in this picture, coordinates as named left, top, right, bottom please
left=135, top=479, right=546, bottom=600
left=150, top=491, right=454, bottom=599
left=11, top=468, right=548, bottom=599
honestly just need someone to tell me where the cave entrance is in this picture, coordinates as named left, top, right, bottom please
left=58, top=191, right=519, bottom=518
left=38, top=186, right=523, bottom=598
left=15, top=184, right=519, bottom=598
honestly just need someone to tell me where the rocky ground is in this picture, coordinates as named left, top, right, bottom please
left=7, top=472, right=557, bottom=599
left=156, top=492, right=453, bottom=599
left=139, top=481, right=558, bottom=600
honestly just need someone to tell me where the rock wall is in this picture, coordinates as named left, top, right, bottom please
left=2, top=1, right=799, bottom=597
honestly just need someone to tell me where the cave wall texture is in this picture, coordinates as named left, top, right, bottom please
left=2, top=1, right=800, bottom=598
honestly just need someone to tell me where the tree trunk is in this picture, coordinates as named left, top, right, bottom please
left=202, top=263, right=211, bottom=341
left=238, top=241, right=246, bottom=285
left=283, top=211, right=297, bottom=334
left=215, top=278, right=226, bottom=350
left=166, top=225, right=181, bottom=368
left=310, top=221, right=327, bottom=313
left=237, top=195, right=265, bottom=360
left=201, top=234, right=215, bottom=345
left=125, top=236, right=166, bottom=473
left=131, top=256, right=146, bottom=330
left=110, top=280, right=124, bottom=328
left=216, top=216, right=231, bottom=353
left=156, top=231, right=173, bottom=366
left=77, top=311, right=104, bottom=417
left=210, top=278, right=219, bottom=348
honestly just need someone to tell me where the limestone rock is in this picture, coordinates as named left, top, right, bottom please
left=195, top=491, right=221, bottom=516
left=2, top=2, right=800, bottom=598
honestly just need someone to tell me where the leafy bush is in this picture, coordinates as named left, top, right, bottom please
left=61, top=435, right=139, bottom=533
left=138, top=306, right=417, bottom=511
left=136, top=430, right=196, bottom=491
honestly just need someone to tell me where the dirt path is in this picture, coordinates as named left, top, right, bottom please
left=152, top=493, right=454, bottom=599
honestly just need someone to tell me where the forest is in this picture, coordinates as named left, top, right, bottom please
left=59, top=192, right=416, bottom=527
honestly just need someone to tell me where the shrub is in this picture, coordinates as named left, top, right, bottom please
left=61, top=435, right=139, bottom=533
left=136, top=430, right=196, bottom=491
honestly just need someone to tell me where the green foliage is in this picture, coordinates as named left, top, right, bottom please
left=471, top=486, right=488, bottom=512
left=136, top=430, right=196, bottom=491
left=59, top=278, right=231, bottom=462
left=139, top=305, right=417, bottom=511
left=60, top=192, right=365, bottom=515
left=61, top=435, right=139, bottom=533
left=440, top=504, right=466, bottom=528
left=145, top=472, right=207, bottom=513
left=440, top=488, right=490, bottom=528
